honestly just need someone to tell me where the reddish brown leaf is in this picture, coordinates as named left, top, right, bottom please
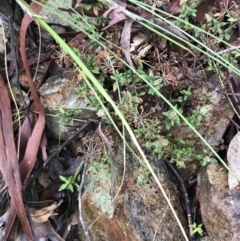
left=168, top=0, right=181, bottom=14
left=0, top=75, right=33, bottom=240
left=19, top=0, right=45, bottom=188
left=19, top=113, right=35, bottom=161
left=4, top=1, right=46, bottom=239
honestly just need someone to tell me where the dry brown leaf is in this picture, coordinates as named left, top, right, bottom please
left=14, top=219, right=65, bottom=241
left=4, top=3, right=46, bottom=238
left=31, top=200, right=63, bottom=223
left=120, top=18, right=134, bottom=68
left=154, top=19, right=189, bottom=41
left=33, top=220, right=65, bottom=241
left=103, top=5, right=127, bottom=30
left=180, top=0, right=187, bottom=5
left=61, top=213, right=79, bottom=239
left=38, top=171, right=52, bottom=188
left=0, top=75, right=33, bottom=240
left=227, top=131, right=240, bottom=190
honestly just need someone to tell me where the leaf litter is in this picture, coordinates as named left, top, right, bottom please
left=1, top=0, right=240, bottom=240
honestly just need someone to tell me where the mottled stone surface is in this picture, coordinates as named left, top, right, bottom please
left=79, top=134, right=188, bottom=241
left=197, top=163, right=240, bottom=241
left=40, top=0, right=74, bottom=27
left=39, top=72, right=97, bottom=140
left=40, top=0, right=97, bottom=31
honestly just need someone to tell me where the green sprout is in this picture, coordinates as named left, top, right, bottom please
left=59, top=175, right=80, bottom=192
left=191, top=222, right=203, bottom=236
left=57, top=106, right=80, bottom=126
left=163, top=106, right=183, bottom=130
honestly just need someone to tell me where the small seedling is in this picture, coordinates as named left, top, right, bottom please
left=88, top=159, right=118, bottom=177
left=145, top=137, right=169, bottom=159
left=57, top=106, right=80, bottom=126
left=134, top=165, right=151, bottom=186
left=86, top=55, right=100, bottom=74
left=180, top=86, right=192, bottom=101
left=200, top=155, right=218, bottom=166
left=175, top=1, right=198, bottom=29
left=163, top=106, right=183, bottom=130
left=170, top=138, right=197, bottom=167
left=84, top=2, right=103, bottom=16
left=191, top=222, right=203, bottom=236
left=59, top=175, right=80, bottom=192
left=146, top=71, right=163, bottom=95
left=187, top=108, right=209, bottom=128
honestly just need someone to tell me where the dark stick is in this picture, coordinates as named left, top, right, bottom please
left=43, top=120, right=93, bottom=168
left=78, top=163, right=92, bottom=241
left=163, top=160, right=192, bottom=236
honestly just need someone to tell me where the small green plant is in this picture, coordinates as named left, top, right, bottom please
left=222, top=53, right=238, bottom=71
left=88, top=152, right=118, bottom=177
left=187, top=107, right=209, bottom=129
left=162, top=106, right=183, bottom=130
left=200, top=155, right=218, bottom=166
left=191, top=222, right=203, bottom=236
left=57, top=106, right=80, bottom=126
left=59, top=175, right=80, bottom=192
left=88, top=84, right=107, bottom=110
left=75, top=81, right=106, bottom=110
left=145, top=137, right=169, bottom=159
left=86, top=55, right=100, bottom=74
left=175, top=1, right=199, bottom=29
left=48, top=145, right=60, bottom=154
left=207, top=59, right=224, bottom=76
left=111, top=68, right=147, bottom=90
left=204, top=13, right=236, bottom=41
left=134, top=164, right=151, bottom=186
left=180, top=86, right=192, bottom=101
left=172, top=86, right=192, bottom=103
left=119, top=90, right=142, bottom=117
left=111, top=70, right=134, bottom=89
left=147, top=71, right=163, bottom=95
left=88, top=161, right=118, bottom=177
left=170, top=138, right=197, bottom=167
left=134, top=117, right=162, bottom=141
left=75, top=84, right=88, bottom=99
left=84, top=2, right=103, bottom=16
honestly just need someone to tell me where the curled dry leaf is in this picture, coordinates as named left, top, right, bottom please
left=31, top=200, right=63, bottom=223
left=227, top=131, right=240, bottom=190
left=102, top=4, right=127, bottom=30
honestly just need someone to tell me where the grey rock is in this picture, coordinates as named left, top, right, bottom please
left=79, top=128, right=188, bottom=241
left=197, top=163, right=240, bottom=241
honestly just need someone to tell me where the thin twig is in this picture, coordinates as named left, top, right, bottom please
left=163, top=159, right=192, bottom=237
left=216, top=90, right=240, bottom=96
left=217, top=45, right=240, bottom=55
left=43, top=120, right=93, bottom=168
left=78, top=163, right=92, bottom=241
left=102, top=0, right=144, bottom=21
